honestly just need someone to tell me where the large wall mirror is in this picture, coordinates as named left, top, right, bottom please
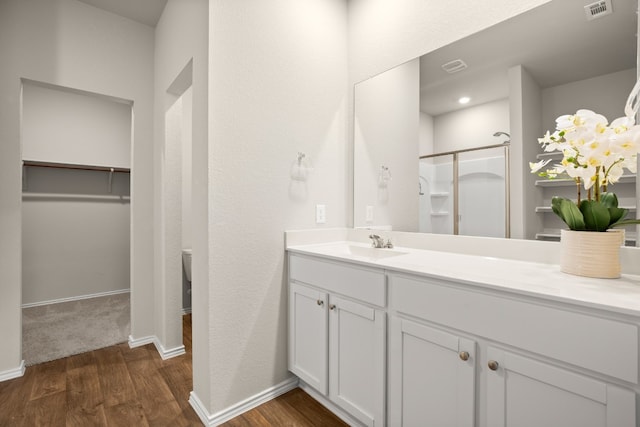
left=354, top=0, right=638, bottom=242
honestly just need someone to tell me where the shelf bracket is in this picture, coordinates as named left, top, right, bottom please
left=108, top=168, right=114, bottom=193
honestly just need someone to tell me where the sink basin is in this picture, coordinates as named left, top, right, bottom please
left=345, top=245, right=407, bottom=260
left=310, top=242, right=408, bottom=261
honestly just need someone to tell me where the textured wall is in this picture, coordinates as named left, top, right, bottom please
left=207, top=0, right=349, bottom=412
left=154, top=0, right=210, bottom=405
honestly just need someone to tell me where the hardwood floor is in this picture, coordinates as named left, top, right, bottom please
left=0, top=314, right=347, bottom=426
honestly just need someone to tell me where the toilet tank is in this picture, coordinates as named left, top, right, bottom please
left=182, top=249, right=192, bottom=282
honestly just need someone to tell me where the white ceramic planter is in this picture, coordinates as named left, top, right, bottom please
left=560, top=229, right=624, bottom=279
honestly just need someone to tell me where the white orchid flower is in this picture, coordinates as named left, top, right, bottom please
left=606, top=163, right=624, bottom=184
left=537, top=109, right=640, bottom=202
left=529, top=159, right=551, bottom=173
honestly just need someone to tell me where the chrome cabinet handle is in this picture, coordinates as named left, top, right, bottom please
left=459, top=351, right=470, bottom=361
left=488, top=360, right=499, bottom=371
left=317, top=299, right=324, bottom=306
left=329, top=304, right=336, bottom=310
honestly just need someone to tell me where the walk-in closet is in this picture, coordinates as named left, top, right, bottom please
left=21, top=80, right=132, bottom=365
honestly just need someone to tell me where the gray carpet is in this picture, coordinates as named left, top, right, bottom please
left=22, top=292, right=130, bottom=366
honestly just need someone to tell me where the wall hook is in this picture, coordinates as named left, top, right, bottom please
left=291, top=152, right=313, bottom=181
left=379, top=165, right=392, bottom=187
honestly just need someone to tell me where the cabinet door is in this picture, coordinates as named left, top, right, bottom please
left=289, top=282, right=328, bottom=394
left=329, top=295, right=385, bottom=427
left=388, top=316, right=476, bottom=427
left=486, top=347, right=636, bottom=427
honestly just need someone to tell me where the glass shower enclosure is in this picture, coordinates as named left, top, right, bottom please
left=419, top=143, right=510, bottom=238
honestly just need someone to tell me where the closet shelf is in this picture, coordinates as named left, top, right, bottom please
left=430, top=192, right=449, bottom=198
left=430, top=212, right=449, bottom=216
left=22, top=192, right=130, bottom=202
left=22, top=160, right=130, bottom=173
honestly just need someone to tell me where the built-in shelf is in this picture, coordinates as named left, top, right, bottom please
left=22, top=160, right=130, bottom=194
left=535, top=151, right=563, bottom=160
left=535, top=175, right=636, bottom=187
left=534, top=232, right=561, bottom=241
left=535, top=231, right=637, bottom=246
left=430, top=212, right=449, bottom=217
left=430, top=192, right=449, bottom=198
left=535, top=206, right=637, bottom=213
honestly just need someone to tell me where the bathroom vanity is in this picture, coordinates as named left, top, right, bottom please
left=286, top=231, right=640, bottom=427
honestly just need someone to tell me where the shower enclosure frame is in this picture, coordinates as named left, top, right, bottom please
left=420, top=142, right=511, bottom=238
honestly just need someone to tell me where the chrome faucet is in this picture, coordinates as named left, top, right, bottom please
left=369, top=234, right=393, bottom=249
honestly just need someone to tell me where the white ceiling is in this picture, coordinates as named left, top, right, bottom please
left=419, top=0, right=637, bottom=116
left=77, top=0, right=168, bottom=27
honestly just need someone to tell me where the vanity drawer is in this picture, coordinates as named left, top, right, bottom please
left=289, top=254, right=385, bottom=307
left=389, top=274, right=639, bottom=384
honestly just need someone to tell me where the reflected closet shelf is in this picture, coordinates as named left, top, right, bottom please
left=22, top=160, right=130, bottom=173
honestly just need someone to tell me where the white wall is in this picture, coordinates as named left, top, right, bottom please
left=22, top=82, right=131, bottom=169
left=21, top=81, right=131, bottom=305
left=541, top=68, right=637, bottom=131
left=509, top=65, right=543, bottom=240
left=348, top=0, right=552, bottom=84
left=154, top=0, right=210, bottom=407
left=419, top=111, right=434, bottom=156
left=22, top=168, right=130, bottom=305
left=181, top=87, right=193, bottom=251
left=207, top=0, right=348, bottom=414
left=433, top=99, right=510, bottom=153
left=0, top=0, right=154, bottom=376
left=354, top=59, right=420, bottom=230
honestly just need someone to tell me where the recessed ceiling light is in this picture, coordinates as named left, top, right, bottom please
left=458, top=96, right=471, bottom=104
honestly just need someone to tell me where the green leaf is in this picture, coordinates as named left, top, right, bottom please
left=552, top=197, right=585, bottom=230
left=611, top=219, right=640, bottom=228
left=608, top=207, right=628, bottom=225
left=579, top=200, right=610, bottom=232
left=600, top=192, right=619, bottom=209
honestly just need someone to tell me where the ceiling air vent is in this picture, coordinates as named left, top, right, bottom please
left=584, top=0, right=612, bottom=21
left=441, top=59, right=467, bottom=74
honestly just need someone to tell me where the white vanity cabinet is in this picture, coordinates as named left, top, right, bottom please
left=388, top=272, right=638, bottom=427
left=288, top=254, right=386, bottom=427
left=388, top=316, right=476, bottom=426
left=485, top=347, right=635, bottom=427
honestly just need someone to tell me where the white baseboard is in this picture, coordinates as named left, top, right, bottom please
left=128, top=334, right=155, bottom=348
left=0, top=360, right=25, bottom=383
left=154, top=339, right=185, bottom=360
left=128, top=335, right=185, bottom=360
left=189, top=377, right=299, bottom=426
left=22, top=288, right=130, bottom=308
left=298, top=380, right=365, bottom=426
left=182, top=307, right=192, bottom=315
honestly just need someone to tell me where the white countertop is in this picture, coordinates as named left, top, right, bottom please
left=287, top=241, right=640, bottom=317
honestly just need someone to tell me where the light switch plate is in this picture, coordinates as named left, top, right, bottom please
left=366, top=205, right=374, bottom=222
left=316, top=204, right=326, bottom=224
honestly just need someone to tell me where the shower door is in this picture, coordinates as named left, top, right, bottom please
left=419, top=144, right=509, bottom=238
left=458, top=147, right=507, bottom=238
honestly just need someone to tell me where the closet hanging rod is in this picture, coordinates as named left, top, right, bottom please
left=22, top=160, right=130, bottom=173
